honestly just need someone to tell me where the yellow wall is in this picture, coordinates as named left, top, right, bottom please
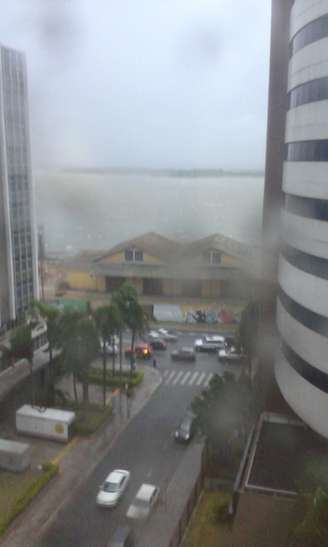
left=100, top=251, right=162, bottom=265
left=66, top=271, right=97, bottom=291
left=65, top=271, right=106, bottom=292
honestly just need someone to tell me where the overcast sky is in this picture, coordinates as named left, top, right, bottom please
left=0, top=1, right=271, bottom=170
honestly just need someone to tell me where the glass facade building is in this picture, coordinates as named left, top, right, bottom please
left=0, top=45, right=38, bottom=326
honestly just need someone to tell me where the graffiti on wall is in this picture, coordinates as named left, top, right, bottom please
left=185, top=308, right=240, bottom=325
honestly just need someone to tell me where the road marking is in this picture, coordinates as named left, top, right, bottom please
left=52, top=437, right=78, bottom=466
left=180, top=371, right=191, bottom=385
left=165, top=371, right=176, bottom=384
left=196, top=372, right=206, bottom=386
left=163, top=369, right=170, bottom=378
left=188, top=372, right=199, bottom=386
left=172, top=371, right=184, bottom=385
left=204, top=373, right=214, bottom=387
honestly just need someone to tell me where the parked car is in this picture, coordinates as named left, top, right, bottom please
left=126, top=483, right=160, bottom=520
left=99, top=338, right=118, bottom=356
left=149, top=339, right=167, bottom=351
left=174, top=411, right=195, bottom=443
left=124, top=343, right=153, bottom=360
left=171, top=347, right=196, bottom=362
left=96, top=469, right=130, bottom=507
left=107, top=526, right=134, bottom=547
left=148, top=330, right=160, bottom=339
left=194, top=335, right=225, bottom=353
left=218, top=346, right=246, bottom=364
left=157, top=328, right=178, bottom=342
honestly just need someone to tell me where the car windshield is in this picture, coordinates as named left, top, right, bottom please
left=134, top=497, right=150, bottom=509
left=103, top=481, right=120, bottom=493
left=180, top=420, right=191, bottom=433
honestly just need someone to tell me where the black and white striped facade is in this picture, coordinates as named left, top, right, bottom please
left=275, top=0, right=328, bottom=437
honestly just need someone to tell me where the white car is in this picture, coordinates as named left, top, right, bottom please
left=194, top=335, right=225, bottom=353
left=157, top=328, right=178, bottom=342
left=148, top=330, right=160, bottom=340
left=96, top=469, right=130, bottom=507
left=99, top=337, right=119, bottom=356
left=126, top=483, right=160, bottom=520
left=218, top=346, right=246, bottom=363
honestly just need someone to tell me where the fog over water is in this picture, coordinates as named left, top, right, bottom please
left=35, top=171, right=264, bottom=255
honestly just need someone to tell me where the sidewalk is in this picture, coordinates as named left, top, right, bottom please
left=0, top=365, right=162, bottom=547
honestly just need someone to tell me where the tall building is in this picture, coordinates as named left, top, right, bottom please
left=264, top=1, right=328, bottom=438
left=0, top=45, right=38, bottom=327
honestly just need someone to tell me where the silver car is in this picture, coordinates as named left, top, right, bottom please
left=126, top=483, right=160, bottom=520
left=97, top=469, right=130, bottom=507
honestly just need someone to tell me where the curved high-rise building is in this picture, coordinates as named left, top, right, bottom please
left=266, top=1, right=328, bottom=437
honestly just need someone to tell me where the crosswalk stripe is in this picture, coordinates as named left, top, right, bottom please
left=204, top=373, right=214, bottom=387
left=180, top=372, right=191, bottom=386
left=163, top=369, right=170, bottom=378
left=196, top=372, right=206, bottom=386
left=188, top=372, right=199, bottom=386
left=172, top=371, right=185, bottom=385
left=165, top=371, right=177, bottom=384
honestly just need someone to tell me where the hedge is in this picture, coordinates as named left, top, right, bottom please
left=87, top=369, right=144, bottom=388
left=0, top=462, right=59, bottom=538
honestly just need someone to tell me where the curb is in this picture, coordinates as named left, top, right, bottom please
left=1, top=368, right=162, bottom=547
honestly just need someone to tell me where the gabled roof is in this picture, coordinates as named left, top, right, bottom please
left=95, top=232, right=182, bottom=262
left=180, top=233, right=251, bottom=261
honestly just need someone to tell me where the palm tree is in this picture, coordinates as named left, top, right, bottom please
left=94, top=303, right=122, bottom=407
left=113, top=281, right=147, bottom=375
left=59, top=311, right=99, bottom=405
left=34, top=301, right=61, bottom=404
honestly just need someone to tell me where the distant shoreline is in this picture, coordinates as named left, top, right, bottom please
left=44, top=167, right=264, bottom=178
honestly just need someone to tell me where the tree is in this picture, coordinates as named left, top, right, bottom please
left=34, top=301, right=61, bottom=404
left=60, top=311, right=99, bottom=404
left=192, top=372, right=253, bottom=466
left=94, top=303, right=122, bottom=407
left=113, top=281, right=148, bottom=374
left=10, top=325, right=34, bottom=365
left=236, top=301, right=260, bottom=378
left=291, top=488, right=328, bottom=547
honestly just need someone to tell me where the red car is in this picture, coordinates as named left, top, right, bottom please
left=124, top=343, right=153, bottom=360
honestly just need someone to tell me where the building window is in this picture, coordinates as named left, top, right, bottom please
left=124, top=249, right=133, bottom=262
left=210, top=251, right=221, bottom=265
left=286, top=140, right=328, bottom=162
left=288, top=77, right=328, bottom=110
left=135, top=249, right=143, bottom=262
left=124, top=248, right=143, bottom=263
left=290, top=14, right=328, bottom=57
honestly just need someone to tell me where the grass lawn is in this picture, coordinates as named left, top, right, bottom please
left=182, top=491, right=233, bottom=547
left=0, top=463, right=58, bottom=537
left=56, top=401, right=113, bottom=436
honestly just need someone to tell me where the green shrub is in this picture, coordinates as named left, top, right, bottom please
left=0, top=462, right=58, bottom=537
left=87, top=369, right=144, bottom=388
left=74, top=404, right=112, bottom=436
left=210, top=493, right=231, bottom=524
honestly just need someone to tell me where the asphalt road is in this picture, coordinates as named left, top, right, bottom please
left=38, top=330, right=240, bottom=547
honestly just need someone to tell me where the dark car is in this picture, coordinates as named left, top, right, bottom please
left=171, top=347, right=196, bottom=362
left=107, top=526, right=134, bottom=547
left=174, top=411, right=195, bottom=443
left=124, top=343, right=152, bottom=360
left=149, top=339, right=167, bottom=351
